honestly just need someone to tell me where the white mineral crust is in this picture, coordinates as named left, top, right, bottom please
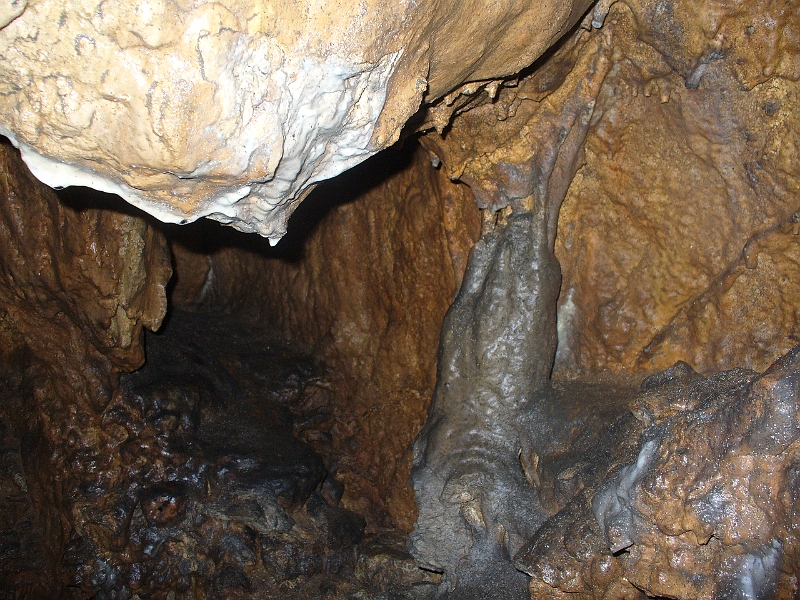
left=0, top=0, right=592, bottom=240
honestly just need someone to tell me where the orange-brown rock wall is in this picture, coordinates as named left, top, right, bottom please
left=0, top=140, right=171, bottom=592
left=558, top=1, right=800, bottom=374
left=422, top=0, right=800, bottom=377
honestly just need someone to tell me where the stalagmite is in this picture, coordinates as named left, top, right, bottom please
left=409, top=31, right=612, bottom=597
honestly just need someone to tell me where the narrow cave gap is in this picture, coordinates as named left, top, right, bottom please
left=8, top=137, right=466, bottom=598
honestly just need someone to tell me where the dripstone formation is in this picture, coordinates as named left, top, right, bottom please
left=1, top=0, right=799, bottom=597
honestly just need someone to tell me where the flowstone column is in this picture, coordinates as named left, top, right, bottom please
left=409, top=205, right=559, bottom=598
left=409, top=30, right=612, bottom=598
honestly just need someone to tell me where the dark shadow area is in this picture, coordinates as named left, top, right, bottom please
left=55, top=184, right=152, bottom=220
left=162, top=138, right=419, bottom=263
left=43, top=135, right=418, bottom=265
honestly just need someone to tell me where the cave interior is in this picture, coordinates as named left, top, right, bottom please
left=1, top=0, right=800, bottom=598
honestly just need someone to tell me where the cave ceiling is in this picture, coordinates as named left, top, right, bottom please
left=0, top=0, right=591, bottom=241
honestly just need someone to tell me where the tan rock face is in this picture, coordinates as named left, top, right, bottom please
left=422, top=0, right=800, bottom=376
left=0, top=140, right=170, bottom=380
left=0, top=0, right=590, bottom=241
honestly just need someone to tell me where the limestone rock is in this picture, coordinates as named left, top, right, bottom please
left=0, top=139, right=171, bottom=386
left=0, top=0, right=591, bottom=241
left=516, top=352, right=800, bottom=599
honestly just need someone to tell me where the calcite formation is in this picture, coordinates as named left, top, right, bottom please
left=408, top=0, right=800, bottom=592
left=0, top=0, right=591, bottom=242
left=409, top=29, right=612, bottom=596
left=410, top=210, right=558, bottom=599
left=423, top=0, right=800, bottom=375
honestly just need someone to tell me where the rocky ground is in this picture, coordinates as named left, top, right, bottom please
left=0, top=312, right=438, bottom=599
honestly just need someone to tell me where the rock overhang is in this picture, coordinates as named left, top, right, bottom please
left=0, top=0, right=592, bottom=242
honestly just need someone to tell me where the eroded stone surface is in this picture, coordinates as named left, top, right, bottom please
left=407, top=26, right=613, bottom=597
left=406, top=1, right=800, bottom=594
left=516, top=353, right=800, bottom=599
left=1, top=0, right=799, bottom=598
left=0, top=138, right=171, bottom=595
left=2, top=304, right=436, bottom=598
left=0, top=0, right=591, bottom=241
left=409, top=210, right=557, bottom=599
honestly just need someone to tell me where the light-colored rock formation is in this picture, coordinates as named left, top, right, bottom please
left=0, top=0, right=590, bottom=241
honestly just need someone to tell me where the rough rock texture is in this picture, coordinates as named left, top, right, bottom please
left=1, top=0, right=799, bottom=597
left=408, top=32, right=612, bottom=593
left=169, top=144, right=481, bottom=531
left=0, top=0, right=591, bottom=241
left=406, top=0, right=800, bottom=594
left=409, top=210, right=558, bottom=600
left=422, top=0, right=800, bottom=377
left=66, top=311, right=366, bottom=599
left=164, top=0, right=800, bottom=568
left=0, top=139, right=171, bottom=595
left=516, top=352, right=800, bottom=599
left=2, top=304, right=440, bottom=598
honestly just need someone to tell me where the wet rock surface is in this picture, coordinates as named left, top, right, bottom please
left=409, top=21, right=610, bottom=596
left=518, top=352, right=800, bottom=599
left=1, top=310, right=439, bottom=598
left=4, top=303, right=798, bottom=599
left=0, top=0, right=799, bottom=597
left=411, top=341, right=800, bottom=598
left=421, top=0, right=800, bottom=376
left=0, top=138, right=172, bottom=597
left=13, top=0, right=796, bottom=553
left=409, top=210, right=559, bottom=599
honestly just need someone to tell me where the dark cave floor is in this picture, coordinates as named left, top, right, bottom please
left=3, top=311, right=798, bottom=598
left=0, top=311, right=439, bottom=599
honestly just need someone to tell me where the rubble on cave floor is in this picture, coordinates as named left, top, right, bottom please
left=1, top=311, right=438, bottom=599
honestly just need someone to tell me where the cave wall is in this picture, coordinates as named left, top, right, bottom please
left=558, top=0, right=800, bottom=374
left=0, top=139, right=171, bottom=592
left=421, top=0, right=800, bottom=376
